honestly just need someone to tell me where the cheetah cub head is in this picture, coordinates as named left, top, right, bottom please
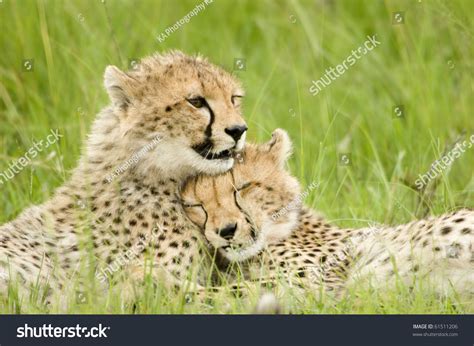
left=181, top=129, right=301, bottom=262
left=103, top=51, right=247, bottom=177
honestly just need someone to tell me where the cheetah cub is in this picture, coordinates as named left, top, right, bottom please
left=182, top=130, right=474, bottom=296
left=182, top=129, right=350, bottom=290
left=0, top=51, right=248, bottom=300
left=182, top=129, right=301, bottom=263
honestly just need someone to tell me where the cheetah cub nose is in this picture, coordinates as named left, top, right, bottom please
left=225, top=125, right=248, bottom=142
left=219, top=223, right=237, bottom=240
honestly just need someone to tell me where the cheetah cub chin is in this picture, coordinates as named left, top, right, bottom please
left=181, top=129, right=301, bottom=262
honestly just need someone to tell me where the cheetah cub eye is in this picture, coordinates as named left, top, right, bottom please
left=231, top=95, right=243, bottom=107
left=186, top=97, right=206, bottom=109
left=182, top=129, right=302, bottom=262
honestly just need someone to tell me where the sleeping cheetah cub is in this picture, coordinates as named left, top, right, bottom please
left=0, top=51, right=248, bottom=301
left=182, top=129, right=474, bottom=296
left=182, top=129, right=355, bottom=291
left=182, top=129, right=302, bottom=263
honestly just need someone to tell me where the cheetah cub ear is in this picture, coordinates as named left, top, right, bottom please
left=264, top=128, right=293, bottom=168
left=104, top=65, right=138, bottom=109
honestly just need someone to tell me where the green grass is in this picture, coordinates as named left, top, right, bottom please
left=0, top=0, right=472, bottom=314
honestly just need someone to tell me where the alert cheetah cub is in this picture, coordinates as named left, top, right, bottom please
left=0, top=51, right=248, bottom=300
left=182, top=130, right=474, bottom=296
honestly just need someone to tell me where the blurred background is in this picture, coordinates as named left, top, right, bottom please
left=0, top=0, right=472, bottom=228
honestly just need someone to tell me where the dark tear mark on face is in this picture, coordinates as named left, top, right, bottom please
left=191, top=98, right=232, bottom=160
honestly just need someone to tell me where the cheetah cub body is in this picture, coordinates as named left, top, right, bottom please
left=182, top=130, right=474, bottom=296
left=0, top=51, right=247, bottom=298
left=347, top=211, right=474, bottom=295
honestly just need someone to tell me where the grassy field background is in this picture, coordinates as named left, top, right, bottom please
left=0, top=0, right=472, bottom=313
